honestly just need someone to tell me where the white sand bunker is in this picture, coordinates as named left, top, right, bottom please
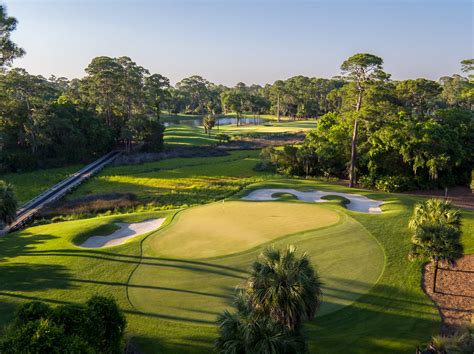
left=80, top=219, right=165, bottom=248
left=242, top=188, right=383, bottom=213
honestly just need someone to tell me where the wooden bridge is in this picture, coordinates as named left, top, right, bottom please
left=1, top=151, right=121, bottom=234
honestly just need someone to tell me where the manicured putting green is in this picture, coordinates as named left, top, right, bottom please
left=148, top=201, right=340, bottom=259
left=129, top=201, right=385, bottom=324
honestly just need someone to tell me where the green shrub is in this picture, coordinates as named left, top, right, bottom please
left=216, top=133, right=231, bottom=143
left=0, top=318, right=91, bottom=354
left=0, top=296, right=126, bottom=353
left=374, top=176, right=415, bottom=192
left=358, top=175, right=375, bottom=189
left=84, top=296, right=127, bottom=353
left=14, top=301, right=52, bottom=327
left=50, top=304, right=88, bottom=337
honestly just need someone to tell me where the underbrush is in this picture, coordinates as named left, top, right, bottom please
left=40, top=193, right=140, bottom=218
left=33, top=151, right=268, bottom=222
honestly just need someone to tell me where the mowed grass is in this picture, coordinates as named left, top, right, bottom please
left=2, top=164, right=82, bottom=204
left=163, top=120, right=314, bottom=146
left=129, top=202, right=384, bottom=329
left=148, top=201, right=340, bottom=259
left=0, top=211, right=172, bottom=337
left=71, top=150, right=269, bottom=209
left=1, top=147, right=473, bottom=354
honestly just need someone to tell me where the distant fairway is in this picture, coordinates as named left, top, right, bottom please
left=129, top=201, right=385, bottom=323
left=148, top=201, right=339, bottom=258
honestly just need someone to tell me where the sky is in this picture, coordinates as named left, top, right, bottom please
left=3, top=0, right=473, bottom=86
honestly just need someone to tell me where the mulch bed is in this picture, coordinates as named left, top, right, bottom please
left=422, top=255, right=474, bottom=335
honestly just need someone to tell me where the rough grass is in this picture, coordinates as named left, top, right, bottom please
left=1, top=164, right=82, bottom=204
left=320, top=194, right=351, bottom=206
left=270, top=192, right=299, bottom=201
left=71, top=150, right=269, bottom=209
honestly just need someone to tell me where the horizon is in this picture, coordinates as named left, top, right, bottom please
left=3, top=0, right=473, bottom=85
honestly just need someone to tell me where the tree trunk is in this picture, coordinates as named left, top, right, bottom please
left=349, top=119, right=359, bottom=188
left=432, top=259, right=439, bottom=293
left=349, top=92, right=363, bottom=188
left=277, top=94, right=281, bottom=123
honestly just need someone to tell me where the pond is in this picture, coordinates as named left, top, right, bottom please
left=163, top=116, right=269, bottom=127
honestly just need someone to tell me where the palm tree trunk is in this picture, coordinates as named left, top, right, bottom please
left=432, top=259, right=439, bottom=293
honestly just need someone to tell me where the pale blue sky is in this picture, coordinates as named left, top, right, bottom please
left=3, top=0, right=473, bottom=85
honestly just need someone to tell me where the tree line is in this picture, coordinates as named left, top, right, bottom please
left=261, top=55, right=473, bottom=191
left=0, top=55, right=168, bottom=172
left=1, top=4, right=473, bottom=194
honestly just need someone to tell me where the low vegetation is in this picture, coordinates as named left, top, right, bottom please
left=0, top=181, right=17, bottom=225
left=0, top=296, right=126, bottom=353
left=1, top=165, right=81, bottom=204
left=70, top=150, right=268, bottom=211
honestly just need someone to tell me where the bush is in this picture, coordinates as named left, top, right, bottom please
left=50, top=304, right=88, bottom=337
left=374, top=176, right=415, bottom=192
left=358, top=175, right=375, bottom=189
left=0, top=296, right=126, bottom=354
left=216, top=133, right=231, bottom=143
left=14, top=301, right=52, bottom=327
left=0, top=318, right=91, bottom=354
left=84, top=296, right=127, bottom=353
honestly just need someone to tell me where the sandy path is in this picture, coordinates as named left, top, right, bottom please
left=80, top=218, right=165, bottom=248
left=242, top=188, right=383, bottom=213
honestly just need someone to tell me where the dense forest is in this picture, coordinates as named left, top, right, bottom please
left=0, top=5, right=472, bottom=192
left=261, top=56, right=474, bottom=191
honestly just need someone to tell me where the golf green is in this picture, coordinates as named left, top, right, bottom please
left=128, top=201, right=385, bottom=322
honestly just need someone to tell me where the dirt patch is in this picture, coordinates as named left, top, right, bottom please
left=422, top=255, right=474, bottom=335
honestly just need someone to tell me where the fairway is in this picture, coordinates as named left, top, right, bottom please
left=148, top=201, right=340, bottom=258
left=129, top=201, right=385, bottom=323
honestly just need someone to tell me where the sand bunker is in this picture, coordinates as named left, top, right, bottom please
left=242, top=188, right=383, bottom=213
left=80, top=219, right=165, bottom=248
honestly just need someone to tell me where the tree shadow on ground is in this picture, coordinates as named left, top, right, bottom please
left=0, top=263, right=74, bottom=292
left=22, top=248, right=248, bottom=279
left=306, top=280, right=439, bottom=353
left=0, top=232, right=58, bottom=263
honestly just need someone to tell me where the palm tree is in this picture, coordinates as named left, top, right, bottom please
left=408, top=198, right=463, bottom=293
left=0, top=181, right=17, bottom=225
left=203, top=114, right=216, bottom=135
left=246, top=245, right=322, bottom=330
left=216, top=291, right=307, bottom=354
left=408, top=198, right=461, bottom=231
left=409, top=223, right=463, bottom=293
